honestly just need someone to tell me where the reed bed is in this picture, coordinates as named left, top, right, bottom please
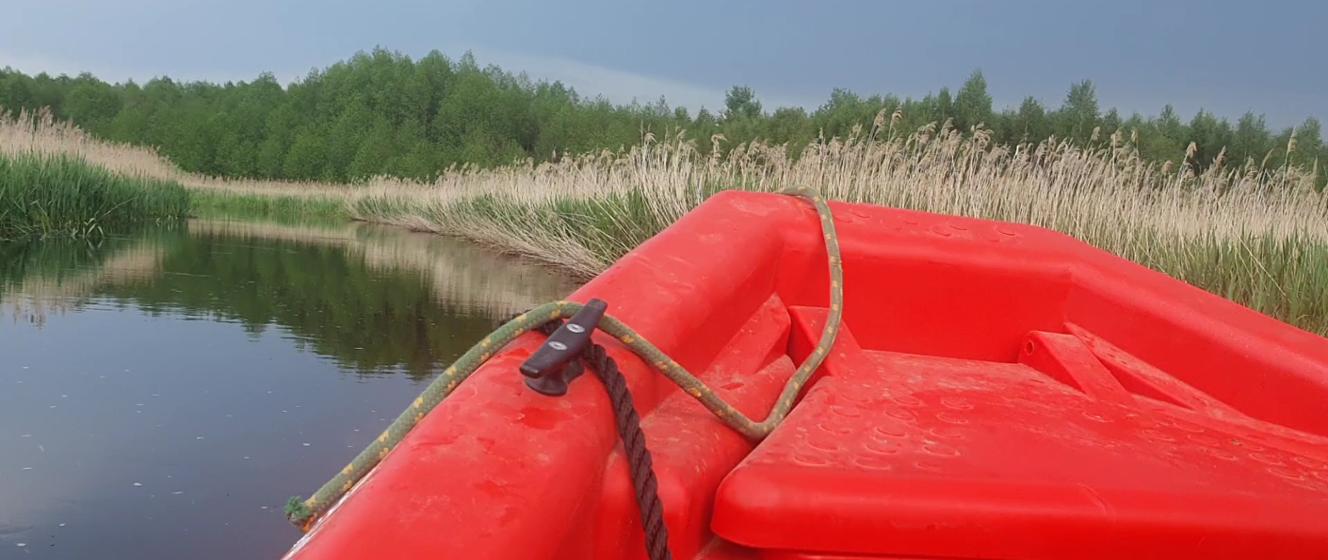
left=0, top=152, right=189, bottom=239
left=0, top=109, right=351, bottom=217
left=3, top=108, right=1325, bottom=334
left=351, top=123, right=1328, bottom=334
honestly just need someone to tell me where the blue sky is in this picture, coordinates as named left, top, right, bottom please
left=3, top=0, right=1324, bottom=129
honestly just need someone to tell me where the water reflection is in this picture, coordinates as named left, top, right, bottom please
left=0, top=220, right=580, bottom=559
left=2, top=220, right=581, bottom=376
left=1, top=233, right=168, bottom=326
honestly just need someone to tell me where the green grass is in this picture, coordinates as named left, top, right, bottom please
left=0, top=152, right=190, bottom=240
left=1146, top=233, right=1328, bottom=335
left=0, top=151, right=344, bottom=241
left=189, top=190, right=349, bottom=222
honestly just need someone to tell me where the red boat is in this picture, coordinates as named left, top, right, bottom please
left=285, top=192, right=1328, bottom=559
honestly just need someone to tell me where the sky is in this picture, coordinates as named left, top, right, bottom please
left=2, top=0, right=1324, bottom=130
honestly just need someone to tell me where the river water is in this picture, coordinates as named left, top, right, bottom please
left=0, top=220, right=581, bottom=559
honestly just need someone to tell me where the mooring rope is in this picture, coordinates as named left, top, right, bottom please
left=285, top=186, right=843, bottom=531
left=579, top=325, right=674, bottom=560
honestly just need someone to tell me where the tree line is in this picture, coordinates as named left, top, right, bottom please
left=0, top=48, right=1322, bottom=184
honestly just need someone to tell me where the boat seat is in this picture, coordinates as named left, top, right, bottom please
left=712, top=323, right=1328, bottom=559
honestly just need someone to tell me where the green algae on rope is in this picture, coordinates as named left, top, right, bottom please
left=285, top=187, right=843, bottom=530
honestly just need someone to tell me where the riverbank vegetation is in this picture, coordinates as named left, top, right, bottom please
left=1, top=49, right=1323, bottom=186
left=189, top=190, right=347, bottom=222
left=1, top=110, right=348, bottom=223
left=0, top=151, right=189, bottom=240
left=1, top=70, right=1325, bottom=333
left=348, top=121, right=1328, bottom=334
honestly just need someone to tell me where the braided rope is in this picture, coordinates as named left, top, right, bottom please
left=583, top=341, right=673, bottom=560
left=286, top=186, right=842, bottom=530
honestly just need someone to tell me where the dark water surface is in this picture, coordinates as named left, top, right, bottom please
left=0, top=220, right=581, bottom=559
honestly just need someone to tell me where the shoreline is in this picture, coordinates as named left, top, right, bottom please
left=4, top=112, right=1327, bottom=335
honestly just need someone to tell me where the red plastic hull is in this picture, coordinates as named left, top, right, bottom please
left=286, top=192, right=1328, bottom=559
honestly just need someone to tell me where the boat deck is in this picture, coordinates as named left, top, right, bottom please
left=712, top=310, right=1328, bottom=559
left=288, top=192, right=1328, bottom=560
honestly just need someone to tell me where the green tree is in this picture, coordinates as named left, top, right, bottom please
left=723, top=86, right=762, bottom=120
left=1139, top=105, right=1186, bottom=163
left=2, top=52, right=1319, bottom=182
left=953, top=71, right=992, bottom=131
left=1187, top=110, right=1233, bottom=169
left=936, top=87, right=954, bottom=125
left=1013, top=97, right=1050, bottom=142
left=63, top=74, right=121, bottom=131
left=284, top=130, right=329, bottom=179
left=1057, top=80, right=1099, bottom=142
left=1231, top=112, right=1271, bottom=166
left=1101, top=108, right=1122, bottom=138
left=767, top=107, right=812, bottom=151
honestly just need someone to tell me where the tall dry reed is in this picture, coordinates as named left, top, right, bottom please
left=352, top=120, right=1328, bottom=333
left=3, top=108, right=1325, bottom=333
